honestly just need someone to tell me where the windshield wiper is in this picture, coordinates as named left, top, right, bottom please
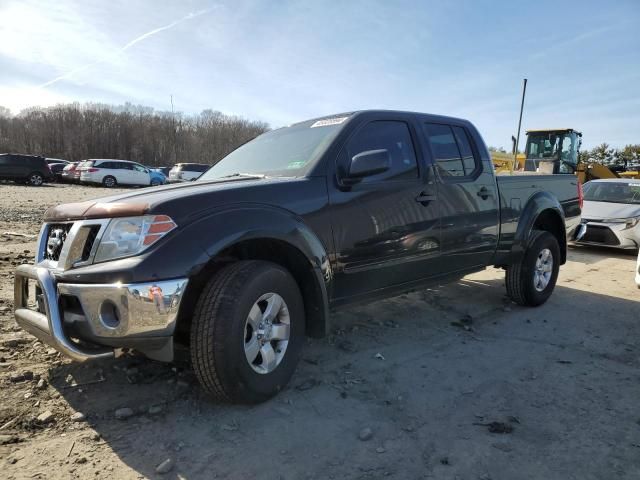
left=219, top=172, right=267, bottom=179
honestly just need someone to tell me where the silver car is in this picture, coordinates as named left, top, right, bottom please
left=576, top=179, right=640, bottom=250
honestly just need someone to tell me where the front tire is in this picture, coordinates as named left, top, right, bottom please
left=191, top=260, right=305, bottom=403
left=27, top=172, right=44, bottom=186
left=506, top=230, right=560, bottom=306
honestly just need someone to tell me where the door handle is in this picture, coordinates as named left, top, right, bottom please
left=416, top=192, right=436, bottom=204
left=477, top=187, right=492, bottom=200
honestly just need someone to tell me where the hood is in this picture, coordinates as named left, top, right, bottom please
left=582, top=200, right=640, bottom=221
left=44, top=176, right=301, bottom=224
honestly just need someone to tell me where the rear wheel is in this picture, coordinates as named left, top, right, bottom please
left=191, top=260, right=305, bottom=403
left=102, top=175, right=117, bottom=188
left=150, top=178, right=161, bottom=186
left=506, top=230, right=560, bottom=306
left=27, top=172, right=44, bottom=186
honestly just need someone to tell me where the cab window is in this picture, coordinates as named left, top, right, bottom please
left=423, top=123, right=471, bottom=177
left=341, top=120, right=418, bottom=183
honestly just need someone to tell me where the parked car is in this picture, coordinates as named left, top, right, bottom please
left=13, top=110, right=582, bottom=404
left=151, top=166, right=172, bottom=177
left=575, top=179, right=640, bottom=249
left=0, top=153, right=53, bottom=186
left=168, top=163, right=210, bottom=182
left=79, top=159, right=154, bottom=187
left=148, top=169, right=166, bottom=186
left=46, top=158, right=70, bottom=166
left=60, top=162, right=82, bottom=183
left=48, top=162, right=68, bottom=182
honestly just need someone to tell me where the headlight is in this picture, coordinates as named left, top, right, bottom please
left=603, top=217, right=640, bottom=229
left=94, top=215, right=177, bottom=263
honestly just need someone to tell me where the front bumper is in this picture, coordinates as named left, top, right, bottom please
left=574, top=221, right=639, bottom=250
left=14, top=264, right=188, bottom=362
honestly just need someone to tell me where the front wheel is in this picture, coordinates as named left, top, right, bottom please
left=191, top=260, right=305, bottom=403
left=506, top=230, right=560, bottom=306
left=27, top=172, right=44, bottom=186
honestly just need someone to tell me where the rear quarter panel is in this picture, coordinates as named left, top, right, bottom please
left=494, top=173, right=581, bottom=264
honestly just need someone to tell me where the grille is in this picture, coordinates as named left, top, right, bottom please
left=581, top=225, right=620, bottom=246
left=81, top=225, right=101, bottom=261
left=44, top=223, right=73, bottom=261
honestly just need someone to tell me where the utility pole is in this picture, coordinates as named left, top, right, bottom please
left=512, top=78, right=527, bottom=173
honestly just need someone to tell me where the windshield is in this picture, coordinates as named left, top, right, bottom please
left=525, top=132, right=579, bottom=174
left=583, top=182, right=640, bottom=204
left=199, top=116, right=349, bottom=180
left=527, top=133, right=562, bottom=160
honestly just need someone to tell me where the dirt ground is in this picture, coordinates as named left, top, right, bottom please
left=0, top=183, right=639, bottom=480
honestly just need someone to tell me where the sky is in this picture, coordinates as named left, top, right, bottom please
left=1, top=0, right=639, bottom=150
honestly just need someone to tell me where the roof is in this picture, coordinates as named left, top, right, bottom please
left=526, top=128, right=582, bottom=136
left=290, top=109, right=473, bottom=128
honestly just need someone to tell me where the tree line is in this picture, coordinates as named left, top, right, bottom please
left=489, top=143, right=640, bottom=167
left=0, top=103, right=269, bottom=166
left=578, top=143, right=640, bottom=166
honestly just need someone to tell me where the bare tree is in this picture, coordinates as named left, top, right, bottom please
left=0, top=103, right=269, bottom=166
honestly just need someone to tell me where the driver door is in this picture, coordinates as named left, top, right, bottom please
left=327, top=118, right=442, bottom=301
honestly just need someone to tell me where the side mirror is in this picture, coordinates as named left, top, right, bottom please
left=346, top=149, right=390, bottom=181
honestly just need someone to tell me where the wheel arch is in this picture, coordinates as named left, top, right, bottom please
left=174, top=207, right=332, bottom=344
left=513, top=192, right=567, bottom=264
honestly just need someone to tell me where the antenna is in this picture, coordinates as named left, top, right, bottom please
left=170, top=95, right=177, bottom=163
left=512, top=78, right=527, bottom=173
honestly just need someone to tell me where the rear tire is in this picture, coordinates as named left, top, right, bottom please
left=102, top=176, right=117, bottom=188
left=191, top=260, right=305, bottom=403
left=506, top=230, right=560, bottom=306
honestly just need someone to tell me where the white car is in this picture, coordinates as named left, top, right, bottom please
left=168, top=163, right=210, bottom=182
left=576, top=179, right=640, bottom=250
left=80, top=159, right=155, bottom=187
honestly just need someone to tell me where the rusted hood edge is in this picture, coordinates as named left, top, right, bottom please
left=43, top=201, right=150, bottom=222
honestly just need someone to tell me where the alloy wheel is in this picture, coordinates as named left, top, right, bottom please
left=243, top=292, right=291, bottom=374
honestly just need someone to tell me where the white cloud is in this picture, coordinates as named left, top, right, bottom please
left=0, top=85, right=70, bottom=113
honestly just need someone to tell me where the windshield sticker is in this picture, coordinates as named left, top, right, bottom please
left=629, top=184, right=640, bottom=188
left=286, top=161, right=306, bottom=169
left=310, top=117, right=348, bottom=128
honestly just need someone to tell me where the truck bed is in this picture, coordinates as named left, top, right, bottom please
left=494, top=173, right=582, bottom=263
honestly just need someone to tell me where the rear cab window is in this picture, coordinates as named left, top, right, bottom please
left=423, top=123, right=480, bottom=179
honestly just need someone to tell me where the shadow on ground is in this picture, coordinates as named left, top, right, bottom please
left=48, top=275, right=640, bottom=480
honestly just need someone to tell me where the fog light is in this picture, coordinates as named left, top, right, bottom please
left=99, top=300, right=120, bottom=328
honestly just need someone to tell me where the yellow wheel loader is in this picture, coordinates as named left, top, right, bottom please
left=492, top=128, right=639, bottom=182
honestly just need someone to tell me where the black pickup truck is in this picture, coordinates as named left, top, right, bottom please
left=14, top=110, right=582, bottom=403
